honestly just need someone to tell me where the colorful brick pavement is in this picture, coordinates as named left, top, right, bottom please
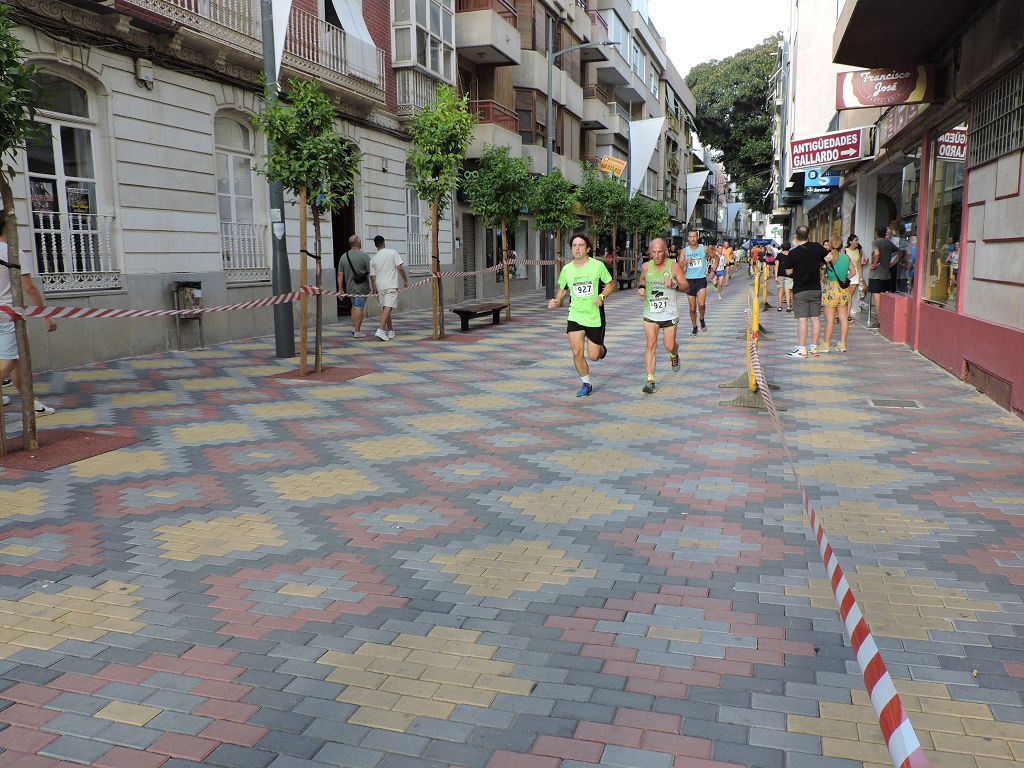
left=0, top=276, right=1022, bottom=768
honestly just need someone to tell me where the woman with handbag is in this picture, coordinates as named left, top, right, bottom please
left=820, top=235, right=854, bottom=353
left=844, top=234, right=863, bottom=319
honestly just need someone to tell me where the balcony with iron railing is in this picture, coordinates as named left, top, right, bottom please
left=397, top=69, right=441, bottom=118
left=31, top=213, right=120, bottom=292
left=121, top=0, right=385, bottom=103
left=221, top=222, right=270, bottom=283
left=583, top=83, right=608, bottom=102
left=455, top=0, right=516, bottom=23
left=406, top=233, right=431, bottom=274
left=469, top=100, right=517, bottom=133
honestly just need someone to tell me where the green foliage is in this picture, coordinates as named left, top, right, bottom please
left=623, top=196, right=670, bottom=240
left=408, top=84, right=477, bottom=222
left=686, top=34, right=780, bottom=214
left=577, top=163, right=627, bottom=237
left=529, top=167, right=578, bottom=236
left=0, top=5, right=40, bottom=174
left=252, top=79, right=360, bottom=211
left=462, top=144, right=533, bottom=235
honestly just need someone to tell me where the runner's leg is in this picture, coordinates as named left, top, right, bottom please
left=568, top=330, right=589, bottom=378
left=643, top=322, right=658, bottom=392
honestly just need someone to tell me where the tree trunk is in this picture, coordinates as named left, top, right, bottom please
left=501, top=221, right=511, bottom=321
left=298, top=187, right=309, bottom=376
left=431, top=196, right=442, bottom=340
left=313, top=207, right=323, bottom=374
left=611, top=223, right=619, bottom=281
left=0, top=176, right=38, bottom=451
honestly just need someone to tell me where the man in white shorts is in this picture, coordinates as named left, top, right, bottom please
left=369, top=235, right=409, bottom=341
left=1, top=217, right=57, bottom=414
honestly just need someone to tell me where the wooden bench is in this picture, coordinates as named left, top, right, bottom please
left=451, top=302, right=508, bottom=332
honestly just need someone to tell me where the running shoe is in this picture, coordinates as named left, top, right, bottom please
left=700, top=319, right=707, bottom=332
left=786, top=307, right=793, bottom=313
left=1, top=378, right=10, bottom=387
left=642, top=381, right=656, bottom=394
left=818, top=344, right=830, bottom=354
left=387, top=330, right=396, bottom=339
left=809, top=345, right=819, bottom=357
left=777, top=306, right=782, bottom=312
left=2, top=394, right=8, bottom=406
left=838, top=343, right=847, bottom=352
left=575, top=382, right=593, bottom=397
left=670, top=355, right=680, bottom=373
left=34, top=399, right=55, bottom=416
left=352, top=331, right=366, bottom=338
left=787, top=348, right=807, bottom=359
left=690, top=326, right=698, bottom=336
left=374, top=329, right=389, bottom=341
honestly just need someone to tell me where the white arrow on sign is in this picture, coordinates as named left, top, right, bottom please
left=840, top=148, right=858, bottom=157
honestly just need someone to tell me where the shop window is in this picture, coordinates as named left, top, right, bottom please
left=25, top=70, right=118, bottom=292
left=923, top=117, right=968, bottom=308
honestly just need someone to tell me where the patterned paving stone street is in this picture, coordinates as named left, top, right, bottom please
left=1, top=275, right=1023, bottom=768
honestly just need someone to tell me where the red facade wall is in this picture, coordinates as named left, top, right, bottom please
left=363, top=0, right=396, bottom=114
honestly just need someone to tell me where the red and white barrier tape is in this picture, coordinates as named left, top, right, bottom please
left=746, top=328, right=930, bottom=768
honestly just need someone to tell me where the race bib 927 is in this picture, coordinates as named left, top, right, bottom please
left=572, top=281, right=594, bottom=298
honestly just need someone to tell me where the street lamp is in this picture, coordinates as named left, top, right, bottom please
left=545, top=18, right=617, bottom=299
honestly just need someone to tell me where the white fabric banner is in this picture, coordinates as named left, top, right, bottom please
left=271, top=0, right=293, bottom=82
left=628, top=117, right=665, bottom=197
left=685, top=171, right=711, bottom=224
left=328, top=0, right=381, bottom=84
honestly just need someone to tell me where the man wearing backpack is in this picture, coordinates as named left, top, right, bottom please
left=338, top=235, right=372, bottom=338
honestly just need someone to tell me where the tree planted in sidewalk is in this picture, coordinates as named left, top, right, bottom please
left=0, top=4, right=43, bottom=451
left=462, top=145, right=534, bottom=320
left=252, top=78, right=360, bottom=375
left=408, top=84, right=477, bottom=339
left=529, top=167, right=578, bottom=278
left=578, top=163, right=627, bottom=278
left=686, top=34, right=780, bottom=214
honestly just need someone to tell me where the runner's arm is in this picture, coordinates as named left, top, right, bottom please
left=671, top=262, right=690, bottom=293
left=548, top=287, right=569, bottom=309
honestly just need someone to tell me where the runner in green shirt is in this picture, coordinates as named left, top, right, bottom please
left=637, top=238, right=689, bottom=394
left=547, top=231, right=615, bottom=397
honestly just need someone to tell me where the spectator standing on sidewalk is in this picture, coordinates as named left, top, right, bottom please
left=775, top=242, right=793, bottom=312
left=338, top=235, right=372, bottom=338
left=868, top=225, right=896, bottom=328
left=0, top=217, right=56, bottom=415
left=785, top=225, right=828, bottom=359
left=369, top=235, right=409, bottom=342
left=820, top=236, right=854, bottom=353
left=844, top=234, right=863, bottom=316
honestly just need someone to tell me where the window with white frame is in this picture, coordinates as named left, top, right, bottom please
left=605, top=10, right=628, bottom=57
left=215, top=115, right=268, bottom=281
left=25, top=71, right=117, bottom=291
left=405, top=177, right=430, bottom=273
left=392, top=0, right=454, bottom=82
left=649, top=70, right=658, bottom=96
left=631, top=40, right=645, bottom=80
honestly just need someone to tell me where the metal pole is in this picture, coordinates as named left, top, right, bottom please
left=544, top=16, right=555, bottom=300
left=260, top=0, right=295, bottom=358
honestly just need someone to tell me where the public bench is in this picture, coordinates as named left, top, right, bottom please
left=451, top=302, right=509, bottom=332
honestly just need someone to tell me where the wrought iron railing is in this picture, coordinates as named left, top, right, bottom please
left=406, top=233, right=431, bottom=274
left=583, top=83, right=608, bottom=101
left=455, top=0, right=516, bottom=23
left=397, top=69, right=441, bottom=117
left=468, top=100, right=517, bottom=133
left=31, top=213, right=120, bottom=292
left=221, top=222, right=270, bottom=282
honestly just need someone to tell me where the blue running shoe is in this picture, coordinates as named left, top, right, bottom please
left=576, top=382, right=594, bottom=397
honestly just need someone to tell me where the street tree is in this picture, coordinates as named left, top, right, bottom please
left=686, top=34, right=780, bottom=213
left=578, top=163, right=627, bottom=278
left=462, top=145, right=533, bottom=320
left=0, top=4, right=43, bottom=450
left=252, top=78, right=361, bottom=375
left=529, top=167, right=578, bottom=276
left=408, top=84, right=477, bottom=338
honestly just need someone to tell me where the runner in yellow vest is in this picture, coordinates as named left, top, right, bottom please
left=638, top=238, right=689, bottom=394
left=547, top=231, right=615, bottom=397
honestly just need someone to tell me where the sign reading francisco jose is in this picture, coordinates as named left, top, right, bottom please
left=836, top=66, right=934, bottom=110
left=790, top=129, right=866, bottom=171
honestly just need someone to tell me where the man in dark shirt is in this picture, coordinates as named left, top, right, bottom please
left=338, top=235, right=372, bottom=338
left=868, top=225, right=896, bottom=328
left=785, top=225, right=829, bottom=358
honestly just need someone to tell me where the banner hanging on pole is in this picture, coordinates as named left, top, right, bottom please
left=271, top=0, right=293, bottom=81
left=629, top=117, right=665, bottom=196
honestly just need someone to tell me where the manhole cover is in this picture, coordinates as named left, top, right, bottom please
left=512, top=360, right=537, bottom=367
left=870, top=399, right=922, bottom=409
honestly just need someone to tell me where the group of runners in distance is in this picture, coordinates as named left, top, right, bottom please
left=548, top=229, right=733, bottom=397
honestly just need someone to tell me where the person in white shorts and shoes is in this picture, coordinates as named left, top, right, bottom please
left=369, top=235, right=409, bottom=341
left=0, top=217, right=56, bottom=415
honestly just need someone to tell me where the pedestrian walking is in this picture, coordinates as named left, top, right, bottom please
left=785, top=225, right=828, bottom=358
left=0, top=217, right=56, bottom=415
left=868, top=225, right=896, bottom=328
left=637, top=238, right=688, bottom=394
left=547, top=232, right=614, bottom=397
left=338, top=235, right=372, bottom=338
left=369, top=235, right=409, bottom=341
left=820, top=236, right=854, bottom=353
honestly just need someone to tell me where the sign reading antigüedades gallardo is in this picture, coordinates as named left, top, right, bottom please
left=790, top=129, right=867, bottom=171
left=836, top=66, right=934, bottom=110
